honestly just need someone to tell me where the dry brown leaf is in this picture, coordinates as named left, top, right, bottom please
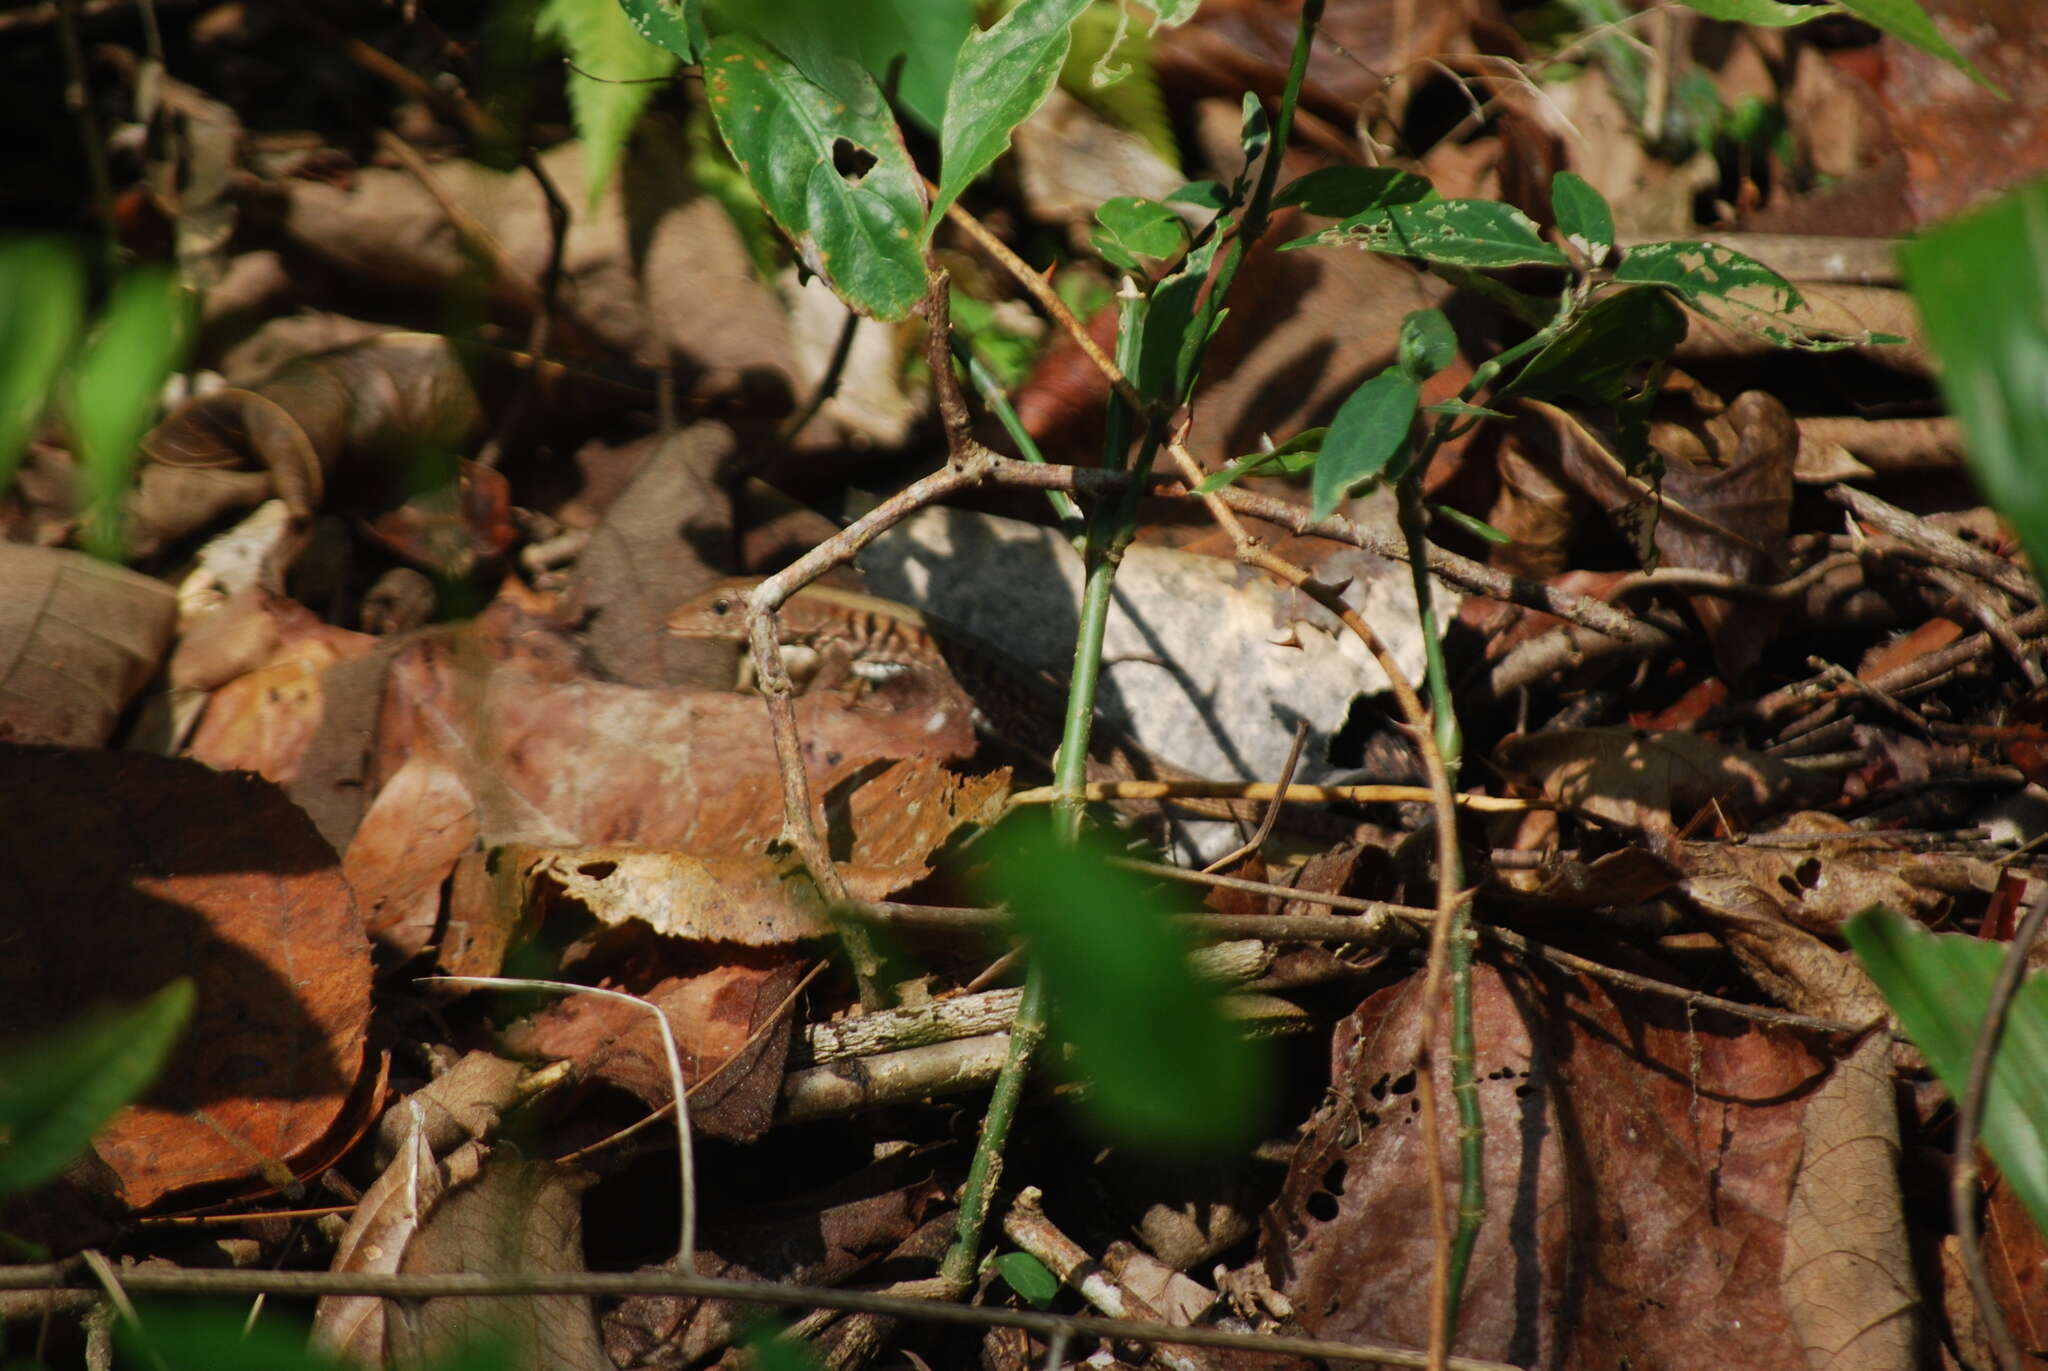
left=0, top=544, right=176, bottom=746
left=1781, top=1034, right=1920, bottom=1370
left=185, top=608, right=380, bottom=785
left=315, top=1105, right=444, bottom=1363
left=0, top=745, right=371, bottom=1208
left=1268, top=962, right=1828, bottom=1367
left=388, top=1156, right=610, bottom=1371
left=344, top=757, right=480, bottom=960
left=1680, top=854, right=1891, bottom=1025
left=1496, top=726, right=1838, bottom=834
left=371, top=1051, right=529, bottom=1167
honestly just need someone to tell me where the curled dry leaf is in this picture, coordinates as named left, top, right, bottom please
left=0, top=746, right=372, bottom=1208
left=1495, top=726, right=1839, bottom=835
left=0, top=544, right=176, bottom=747
left=315, top=1105, right=444, bottom=1364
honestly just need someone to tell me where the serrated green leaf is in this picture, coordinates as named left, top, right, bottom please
left=1673, top=0, right=1835, bottom=25
left=68, top=267, right=190, bottom=562
left=1899, top=179, right=2048, bottom=582
left=1089, top=195, right=1188, bottom=272
left=994, top=1250, right=1061, bottom=1307
left=1274, top=165, right=1434, bottom=219
left=1313, top=367, right=1418, bottom=519
left=1397, top=307, right=1457, bottom=381
left=542, top=0, right=679, bottom=207
left=0, top=979, right=194, bottom=1195
left=1307, top=199, right=1569, bottom=268
left=1550, top=170, right=1614, bottom=265
left=1845, top=908, right=2048, bottom=1233
left=0, top=239, right=84, bottom=497
left=1194, top=427, right=1327, bottom=492
left=981, top=814, right=1269, bottom=1152
left=1836, top=0, right=2003, bottom=96
left=928, top=0, right=1091, bottom=236
left=614, top=0, right=703, bottom=61
left=703, top=34, right=926, bottom=320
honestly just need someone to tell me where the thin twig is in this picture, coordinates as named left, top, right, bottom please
left=0, top=1264, right=1522, bottom=1371
left=1009, top=780, right=1534, bottom=811
left=1949, top=888, right=2048, bottom=1371
left=1204, top=720, right=1311, bottom=873
left=777, top=306, right=860, bottom=446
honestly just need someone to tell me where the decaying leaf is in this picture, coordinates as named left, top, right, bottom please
left=0, top=544, right=176, bottom=746
left=1495, top=727, right=1838, bottom=835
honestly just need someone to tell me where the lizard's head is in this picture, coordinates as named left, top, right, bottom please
left=665, top=579, right=756, bottom=641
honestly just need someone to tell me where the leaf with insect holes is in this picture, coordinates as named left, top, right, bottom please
left=1090, top=196, right=1188, bottom=273
left=927, top=0, right=1091, bottom=237
left=0, top=979, right=194, bottom=1195
left=1314, top=366, right=1418, bottom=520
left=1195, top=427, right=1327, bottom=493
left=614, top=0, right=703, bottom=60
left=703, top=34, right=926, bottom=320
left=1900, top=180, right=2048, bottom=584
left=1846, top=908, right=2048, bottom=1233
left=1550, top=170, right=1614, bottom=266
left=1304, top=198, right=1567, bottom=268
left=981, top=814, right=1268, bottom=1152
left=1275, top=165, right=1434, bottom=220
left=1616, top=238, right=1890, bottom=352
left=543, top=0, right=679, bottom=208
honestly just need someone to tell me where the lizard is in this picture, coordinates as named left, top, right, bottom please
left=665, top=575, right=1289, bottom=828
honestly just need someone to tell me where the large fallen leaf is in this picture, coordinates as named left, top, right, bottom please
left=0, top=543, right=176, bottom=746
left=1495, top=727, right=1838, bottom=835
left=0, top=746, right=372, bottom=1207
left=1267, top=962, right=1829, bottom=1366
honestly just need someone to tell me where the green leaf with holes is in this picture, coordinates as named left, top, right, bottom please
left=982, top=814, right=1268, bottom=1152
left=1306, top=198, right=1567, bottom=268
left=1314, top=366, right=1418, bottom=519
left=1616, top=237, right=1891, bottom=351
left=1845, top=908, right=2048, bottom=1233
left=703, top=33, right=926, bottom=320
left=927, top=0, right=1091, bottom=236
left=0, top=979, right=194, bottom=1195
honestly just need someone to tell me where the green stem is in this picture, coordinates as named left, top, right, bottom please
left=938, top=964, right=1048, bottom=1289
left=950, top=334, right=1085, bottom=535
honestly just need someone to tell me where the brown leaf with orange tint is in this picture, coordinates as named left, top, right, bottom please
left=1266, top=962, right=1828, bottom=1368
left=0, top=745, right=371, bottom=1208
left=344, top=757, right=479, bottom=961
left=1495, top=726, right=1838, bottom=835
left=185, top=605, right=379, bottom=785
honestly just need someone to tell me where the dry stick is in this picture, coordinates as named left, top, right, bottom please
left=1163, top=434, right=1465, bottom=1368
left=476, top=148, right=573, bottom=466
left=1204, top=719, right=1311, bottom=873
left=0, top=1264, right=1520, bottom=1371
left=1010, top=780, right=1533, bottom=810
left=1950, top=890, right=2048, bottom=1371
left=777, top=306, right=861, bottom=446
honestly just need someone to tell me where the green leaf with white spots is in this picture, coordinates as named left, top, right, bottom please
left=1306, top=198, right=1568, bottom=268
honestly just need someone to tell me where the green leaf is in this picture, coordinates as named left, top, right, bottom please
left=613, top=0, right=703, bottom=61
left=115, top=1303, right=353, bottom=1371
left=1397, top=307, right=1458, bottom=381
left=1509, top=285, right=1686, bottom=408
left=1431, top=502, right=1512, bottom=544
left=1422, top=398, right=1509, bottom=420
left=1274, top=165, right=1434, bottom=219
left=1313, top=367, right=1419, bottom=519
left=994, top=1250, right=1061, bottom=1307
left=1194, top=427, right=1327, bottom=492
left=981, top=814, right=1269, bottom=1152
left=1550, top=170, right=1614, bottom=265
left=1615, top=237, right=1801, bottom=311
left=703, top=34, right=926, bottom=320
left=68, top=267, right=190, bottom=563
left=1673, top=0, right=1836, bottom=25
left=1135, top=222, right=1225, bottom=404
left=1836, top=0, right=2002, bottom=96
left=1089, top=195, right=1188, bottom=273
left=1167, top=179, right=1226, bottom=210
left=704, top=0, right=975, bottom=131
left=0, top=239, right=84, bottom=497
left=1845, top=908, right=2048, bottom=1233
left=0, top=979, right=194, bottom=1195
left=1305, top=198, right=1569, bottom=268
left=1899, top=179, right=2048, bottom=579
left=927, top=0, right=1091, bottom=235
left=541, top=0, right=679, bottom=207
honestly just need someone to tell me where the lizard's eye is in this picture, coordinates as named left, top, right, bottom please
left=712, top=597, right=735, bottom=617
